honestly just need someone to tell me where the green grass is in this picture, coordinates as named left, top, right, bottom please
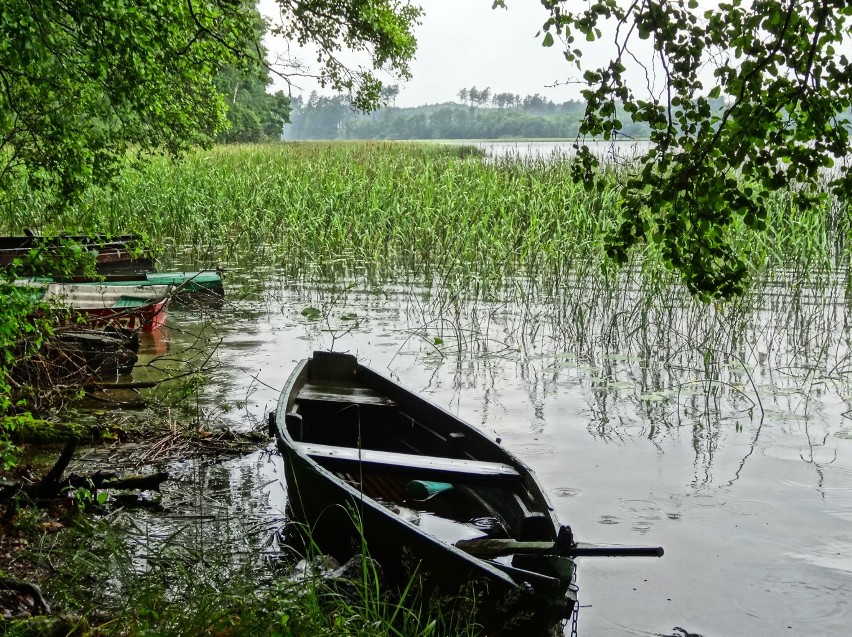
left=8, top=513, right=479, bottom=637
left=3, top=142, right=847, bottom=288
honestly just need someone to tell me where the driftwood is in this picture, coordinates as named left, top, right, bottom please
left=38, top=438, right=78, bottom=491
left=1, top=470, right=170, bottom=503
left=0, top=577, right=51, bottom=614
left=0, top=438, right=169, bottom=504
left=64, top=470, right=169, bottom=492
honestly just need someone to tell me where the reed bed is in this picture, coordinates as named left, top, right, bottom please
left=3, top=142, right=848, bottom=288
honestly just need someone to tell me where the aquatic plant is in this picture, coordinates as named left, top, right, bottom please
left=3, top=142, right=846, bottom=292
left=24, top=511, right=479, bottom=637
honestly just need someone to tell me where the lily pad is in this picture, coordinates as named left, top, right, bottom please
left=608, top=381, right=634, bottom=389
left=301, top=306, right=321, bottom=320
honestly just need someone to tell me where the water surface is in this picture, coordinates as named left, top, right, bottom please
left=120, top=262, right=852, bottom=636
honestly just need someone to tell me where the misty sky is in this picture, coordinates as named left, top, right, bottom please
left=261, top=1, right=584, bottom=107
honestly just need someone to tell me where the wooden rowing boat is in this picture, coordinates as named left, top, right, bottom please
left=273, top=352, right=578, bottom=634
left=66, top=298, right=168, bottom=332
left=273, top=352, right=663, bottom=634
left=14, top=271, right=221, bottom=334
left=0, top=234, right=155, bottom=274
left=20, top=282, right=169, bottom=332
left=11, top=329, right=139, bottom=387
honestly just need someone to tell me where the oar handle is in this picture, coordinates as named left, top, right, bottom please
left=571, top=544, right=664, bottom=558
left=455, top=537, right=664, bottom=558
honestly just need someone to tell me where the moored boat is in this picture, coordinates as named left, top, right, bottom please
left=272, top=351, right=664, bottom=635
left=67, top=297, right=168, bottom=332
left=22, top=282, right=169, bottom=332
left=10, top=329, right=140, bottom=396
left=51, top=329, right=140, bottom=375
left=19, top=270, right=224, bottom=304
left=0, top=234, right=155, bottom=274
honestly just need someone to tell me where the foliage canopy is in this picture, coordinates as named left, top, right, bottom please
left=215, top=62, right=292, bottom=143
left=0, top=0, right=421, bottom=214
left=0, top=0, right=421, bottom=464
left=524, top=0, right=852, bottom=297
left=269, top=0, right=421, bottom=112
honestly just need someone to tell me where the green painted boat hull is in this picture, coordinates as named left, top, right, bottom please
left=20, top=270, right=224, bottom=299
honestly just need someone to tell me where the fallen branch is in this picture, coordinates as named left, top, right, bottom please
left=37, top=438, right=78, bottom=493
left=67, top=470, right=169, bottom=492
left=87, top=380, right=161, bottom=390
left=0, top=577, right=51, bottom=614
left=1, top=469, right=169, bottom=503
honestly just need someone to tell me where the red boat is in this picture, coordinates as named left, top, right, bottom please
left=70, top=298, right=168, bottom=332
left=24, top=281, right=170, bottom=332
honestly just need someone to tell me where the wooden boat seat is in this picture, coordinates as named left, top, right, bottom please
left=295, top=442, right=521, bottom=483
left=298, top=381, right=396, bottom=406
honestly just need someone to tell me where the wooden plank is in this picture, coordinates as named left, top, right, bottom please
left=295, top=442, right=521, bottom=481
left=298, top=381, right=396, bottom=406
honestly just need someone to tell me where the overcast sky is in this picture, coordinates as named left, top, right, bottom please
left=261, top=1, right=584, bottom=107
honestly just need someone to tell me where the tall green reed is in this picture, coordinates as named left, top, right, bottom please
left=4, top=142, right=845, bottom=290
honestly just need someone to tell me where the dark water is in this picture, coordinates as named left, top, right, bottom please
left=115, top=262, right=852, bottom=636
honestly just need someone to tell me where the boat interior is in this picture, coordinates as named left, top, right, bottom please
left=285, top=373, right=561, bottom=550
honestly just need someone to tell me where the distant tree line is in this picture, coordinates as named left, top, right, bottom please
left=284, top=86, right=656, bottom=140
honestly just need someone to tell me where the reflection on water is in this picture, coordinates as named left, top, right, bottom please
left=474, top=140, right=652, bottom=163
left=112, top=259, right=852, bottom=636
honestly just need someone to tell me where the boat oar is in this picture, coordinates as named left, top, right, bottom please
left=455, top=537, right=664, bottom=558
left=570, top=544, right=664, bottom=557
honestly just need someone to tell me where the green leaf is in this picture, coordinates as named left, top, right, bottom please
left=301, top=307, right=321, bottom=320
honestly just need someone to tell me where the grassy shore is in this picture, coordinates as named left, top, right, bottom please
left=1, top=511, right=477, bottom=637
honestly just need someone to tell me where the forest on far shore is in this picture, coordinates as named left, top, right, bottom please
left=282, top=86, right=664, bottom=141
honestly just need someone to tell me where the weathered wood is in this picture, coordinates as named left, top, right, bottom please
left=298, top=381, right=396, bottom=406
left=0, top=233, right=154, bottom=274
left=0, top=577, right=51, bottom=614
left=274, top=351, right=582, bottom=636
left=63, top=470, right=169, bottom=492
left=89, top=380, right=160, bottom=390
left=296, top=442, right=520, bottom=481
left=1, top=469, right=170, bottom=503
left=37, top=438, right=78, bottom=493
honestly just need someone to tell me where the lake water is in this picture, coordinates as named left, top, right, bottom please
left=114, top=261, right=852, bottom=636
left=474, top=139, right=652, bottom=162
